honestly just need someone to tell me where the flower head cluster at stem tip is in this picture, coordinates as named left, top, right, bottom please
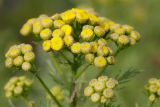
left=4, top=76, right=33, bottom=98
left=145, top=78, right=160, bottom=102
left=84, top=75, right=118, bottom=103
left=5, top=44, right=35, bottom=71
left=20, top=8, right=141, bottom=68
left=47, top=85, right=64, bottom=101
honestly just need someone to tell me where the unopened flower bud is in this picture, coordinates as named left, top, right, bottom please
left=22, top=62, right=31, bottom=71
left=41, top=17, right=53, bottom=28
left=42, top=40, right=51, bottom=52
left=40, top=28, right=52, bottom=40
left=118, top=35, right=129, bottom=45
left=94, top=26, right=106, bottom=37
left=84, top=86, right=94, bottom=97
left=106, top=56, right=115, bottom=65
left=85, top=53, right=95, bottom=64
left=149, top=94, right=156, bottom=102
left=20, top=23, right=32, bottom=36
left=13, top=56, right=24, bottom=66
left=24, top=52, right=35, bottom=62
left=94, top=56, right=107, bottom=68
left=103, top=88, right=114, bottom=98
left=94, top=81, right=105, bottom=92
left=61, top=25, right=73, bottom=36
left=5, top=58, right=13, bottom=68
left=53, top=20, right=65, bottom=28
left=71, top=42, right=81, bottom=54
left=51, top=37, right=64, bottom=51
left=81, top=28, right=94, bottom=41
left=81, top=42, right=91, bottom=54
left=91, top=93, right=100, bottom=102
left=63, top=35, right=74, bottom=47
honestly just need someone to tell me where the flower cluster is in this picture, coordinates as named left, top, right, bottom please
left=5, top=44, right=35, bottom=71
left=47, top=85, right=64, bottom=101
left=20, top=8, right=140, bottom=68
left=84, top=76, right=118, bottom=103
left=4, top=76, right=33, bottom=98
left=145, top=78, right=160, bottom=102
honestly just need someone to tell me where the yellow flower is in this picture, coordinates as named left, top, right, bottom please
left=13, top=56, right=24, bottom=66
left=52, top=29, right=64, bottom=37
left=118, top=35, right=129, bottom=45
left=51, top=13, right=60, bottom=20
left=129, top=37, right=136, bottom=45
left=94, top=26, right=106, bottom=37
left=98, top=76, right=108, bottom=82
left=149, top=94, right=156, bottom=102
left=51, top=37, right=64, bottom=51
left=110, top=33, right=119, bottom=41
left=149, top=85, right=158, bottom=93
left=85, top=53, right=95, bottom=64
left=14, top=86, right=23, bottom=95
left=24, top=52, right=35, bottom=62
left=106, top=78, right=117, bottom=89
left=20, top=23, right=32, bottom=36
left=21, top=44, right=33, bottom=54
left=89, top=79, right=98, bottom=87
left=84, top=86, right=94, bottom=97
left=88, top=14, right=99, bottom=25
left=114, top=27, right=125, bottom=35
left=82, top=25, right=94, bottom=30
left=40, top=28, right=52, bottom=40
left=5, top=58, right=13, bottom=68
left=81, top=28, right=94, bottom=41
left=97, top=38, right=108, bottom=46
left=91, top=93, right=100, bottom=102
left=94, top=56, right=107, bottom=68
left=130, top=31, right=141, bottom=41
left=103, top=88, right=114, bottom=98
left=61, top=10, right=75, bottom=24
left=63, top=35, right=74, bottom=47
left=100, top=22, right=110, bottom=32
left=5, top=91, right=12, bottom=98
left=110, top=24, right=120, bottom=32
left=122, top=25, right=134, bottom=34
left=90, top=42, right=98, bottom=53
left=61, top=25, right=73, bottom=36
left=97, top=46, right=109, bottom=56
left=33, top=20, right=43, bottom=34
left=71, top=42, right=81, bottom=54
left=8, top=46, right=21, bottom=58
left=26, top=18, right=35, bottom=25
left=106, top=56, right=115, bottom=65
left=94, top=81, right=105, bottom=92
left=81, top=42, right=91, bottom=54
left=42, top=40, right=51, bottom=52
left=76, top=11, right=88, bottom=23
left=22, top=62, right=31, bottom=71
left=41, top=17, right=53, bottom=28
left=53, top=20, right=65, bottom=28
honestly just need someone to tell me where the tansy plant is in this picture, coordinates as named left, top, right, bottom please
left=4, top=8, right=143, bottom=107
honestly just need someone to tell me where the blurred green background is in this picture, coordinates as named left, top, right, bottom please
left=0, top=0, right=160, bottom=107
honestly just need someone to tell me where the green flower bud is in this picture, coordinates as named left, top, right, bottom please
left=103, top=88, right=114, bottom=98
left=94, top=26, right=106, bottom=37
left=94, top=81, right=105, bottom=92
left=13, top=56, right=24, bottom=66
left=40, top=28, right=52, bottom=40
left=24, top=79, right=33, bottom=87
left=106, top=56, right=115, bottom=65
left=24, top=52, right=35, bottom=62
left=84, top=86, right=94, bottom=97
left=90, top=42, right=98, bottom=53
left=22, top=62, right=31, bottom=71
left=100, top=96, right=107, bottom=103
left=9, top=77, right=19, bottom=84
left=91, top=93, right=100, bottom=102
left=5, top=91, right=13, bottom=98
left=85, top=53, right=95, bottom=64
left=157, top=88, right=160, bottom=96
left=5, top=57, right=13, bottom=68
left=16, top=81, right=24, bottom=87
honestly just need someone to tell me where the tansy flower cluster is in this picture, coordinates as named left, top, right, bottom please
left=84, top=76, right=118, bottom=103
left=145, top=78, right=160, bottom=102
left=5, top=44, right=35, bottom=71
left=47, top=85, right=64, bottom=101
left=4, top=76, right=33, bottom=98
left=20, top=8, right=140, bottom=68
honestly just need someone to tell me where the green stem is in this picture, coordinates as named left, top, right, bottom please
left=49, top=52, right=67, bottom=83
left=75, top=64, right=90, bottom=80
left=34, top=73, right=62, bottom=107
left=60, top=52, right=72, bottom=64
left=8, top=99, right=16, bottom=107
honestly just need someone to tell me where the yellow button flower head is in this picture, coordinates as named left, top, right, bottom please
left=81, top=28, right=94, bottom=41
left=129, top=37, right=136, bottom=45
left=21, top=44, right=33, bottom=54
left=149, top=94, right=156, bottom=102
left=13, top=56, right=24, bottom=66
left=24, top=52, right=35, bottom=62
left=110, top=24, right=121, bottom=32
left=98, top=76, right=108, bottom=82
left=89, top=79, right=98, bottom=87
left=118, top=35, right=129, bottom=45
left=51, top=13, right=60, bottom=20
left=130, top=31, right=141, bottom=41
left=110, top=33, right=119, bottom=41
left=107, top=56, right=115, bottom=65
left=5, top=58, right=13, bottom=68
left=84, top=86, right=94, bottom=97
left=53, top=20, right=65, bottom=28
left=100, top=22, right=110, bottom=32
left=81, top=42, right=91, bottom=54
left=85, top=53, right=95, bottom=64
left=114, top=27, right=125, bottom=35
left=51, top=37, right=64, bottom=51
left=71, top=42, right=81, bottom=54
left=40, top=28, right=52, bottom=40
left=103, top=88, right=114, bottom=98
left=97, top=46, right=109, bottom=56
left=42, top=40, right=51, bottom=52
left=94, top=56, right=107, bottom=68
left=76, top=11, right=88, bottom=24
left=91, top=93, right=100, bottom=102
left=94, top=26, right=106, bottom=37
left=26, top=18, right=35, bottom=25
left=41, top=17, right=53, bottom=28
left=83, top=25, right=94, bottom=30
left=33, top=19, right=43, bottom=34
left=90, top=42, right=98, bottom=53
left=20, top=23, right=32, bottom=36
left=61, top=25, right=73, bottom=36
left=101, top=96, right=107, bottom=103
left=97, top=38, right=108, bottom=46
left=63, top=35, right=74, bottom=47
left=122, top=24, right=134, bottom=34
left=106, top=78, right=118, bottom=89
left=52, top=29, right=64, bottom=37
left=88, top=14, right=99, bottom=25
left=61, top=10, right=75, bottom=24
left=22, top=62, right=31, bottom=71
left=8, top=46, right=21, bottom=58
left=94, top=81, right=105, bottom=92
